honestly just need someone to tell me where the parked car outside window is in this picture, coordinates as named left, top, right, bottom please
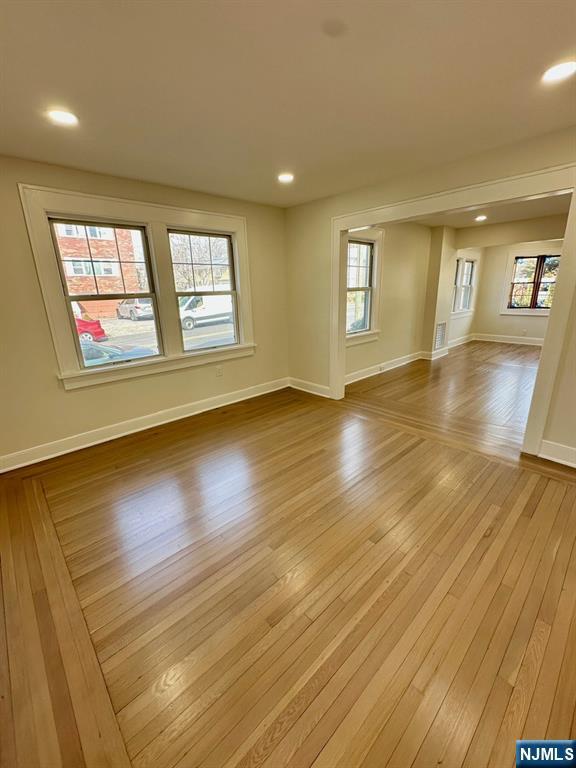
left=178, top=295, right=234, bottom=330
left=116, top=298, right=154, bottom=321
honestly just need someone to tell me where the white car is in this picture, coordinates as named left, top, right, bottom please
left=179, top=295, right=234, bottom=330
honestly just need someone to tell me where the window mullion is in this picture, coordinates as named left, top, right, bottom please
left=148, top=221, right=182, bottom=356
left=531, top=255, right=544, bottom=309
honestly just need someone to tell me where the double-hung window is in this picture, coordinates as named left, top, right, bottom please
left=51, top=221, right=162, bottom=367
left=346, top=240, right=374, bottom=334
left=453, top=258, right=475, bottom=312
left=507, top=254, right=560, bottom=310
left=168, top=231, right=238, bottom=351
left=21, top=185, right=255, bottom=388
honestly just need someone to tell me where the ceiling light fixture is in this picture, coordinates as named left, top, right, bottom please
left=475, top=215, right=487, bottom=222
left=349, top=226, right=371, bottom=232
left=47, top=109, right=79, bottom=126
left=277, top=172, right=294, bottom=184
left=542, top=61, right=576, bottom=83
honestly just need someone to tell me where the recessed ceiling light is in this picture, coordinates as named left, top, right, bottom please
left=475, top=215, right=487, bottom=222
left=349, top=226, right=371, bottom=232
left=542, top=61, right=576, bottom=83
left=277, top=172, right=294, bottom=184
left=47, top=109, right=79, bottom=126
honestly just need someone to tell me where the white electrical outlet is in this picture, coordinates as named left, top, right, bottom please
left=215, top=365, right=223, bottom=377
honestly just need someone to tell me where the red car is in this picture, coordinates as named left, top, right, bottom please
left=75, top=317, right=107, bottom=342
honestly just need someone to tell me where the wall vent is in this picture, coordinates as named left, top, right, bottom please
left=434, top=322, right=447, bottom=350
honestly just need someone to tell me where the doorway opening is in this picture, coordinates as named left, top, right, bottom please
left=334, top=179, right=574, bottom=463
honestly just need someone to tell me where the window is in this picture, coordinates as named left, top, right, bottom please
left=51, top=220, right=162, bottom=367
left=168, top=231, right=238, bottom=351
left=453, top=258, right=476, bottom=312
left=21, top=185, right=255, bottom=388
left=346, top=240, right=374, bottom=334
left=508, top=254, right=560, bottom=310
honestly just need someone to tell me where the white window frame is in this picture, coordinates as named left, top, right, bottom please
left=19, top=185, right=255, bottom=390
left=345, top=230, right=383, bottom=346
left=452, top=256, right=477, bottom=315
left=499, top=239, right=563, bottom=317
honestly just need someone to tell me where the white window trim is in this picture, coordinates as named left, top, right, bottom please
left=499, top=239, right=563, bottom=317
left=451, top=256, right=477, bottom=315
left=345, top=230, right=383, bottom=344
left=19, top=185, right=256, bottom=390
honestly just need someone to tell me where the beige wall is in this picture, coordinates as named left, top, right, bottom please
left=345, top=223, right=430, bottom=374
left=425, top=227, right=457, bottom=352
left=0, top=156, right=289, bottom=460
left=455, top=214, right=568, bottom=249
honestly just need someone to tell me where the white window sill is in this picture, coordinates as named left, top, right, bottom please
left=59, top=343, right=256, bottom=390
left=451, top=310, right=474, bottom=317
left=346, top=330, right=380, bottom=347
left=500, top=309, right=550, bottom=317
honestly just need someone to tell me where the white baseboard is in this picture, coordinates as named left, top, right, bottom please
left=345, top=352, right=422, bottom=385
left=448, top=334, right=473, bottom=348
left=288, top=378, right=332, bottom=398
left=473, top=333, right=543, bottom=346
left=539, top=440, right=576, bottom=468
left=420, top=348, right=450, bottom=361
left=1, top=378, right=291, bottom=473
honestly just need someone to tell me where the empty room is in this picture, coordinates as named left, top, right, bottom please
left=1, top=2, right=575, bottom=768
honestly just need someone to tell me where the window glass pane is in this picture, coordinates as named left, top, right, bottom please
left=54, top=224, right=91, bottom=260
left=169, top=232, right=192, bottom=264
left=347, top=242, right=371, bottom=271
left=541, top=256, right=560, bottom=282
left=347, top=242, right=361, bottom=267
left=189, top=235, right=211, bottom=264
left=512, top=257, right=537, bottom=283
left=536, top=283, right=555, bottom=308
left=509, top=284, right=534, bottom=308
left=210, top=236, right=231, bottom=265
left=87, top=226, right=115, bottom=240
left=116, top=228, right=146, bottom=262
left=346, top=290, right=370, bottom=333
left=462, top=261, right=474, bottom=286
left=347, top=265, right=370, bottom=288
left=71, top=299, right=160, bottom=366
left=213, top=265, right=232, bottom=290
left=462, top=285, right=472, bottom=310
left=86, top=227, right=119, bottom=260
left=193, top=265, right=214, bottom=290
left=119, top=261, right=149, bottom=292
left=92, top=260, right=124, bottom=294
left=172, top=264, right=195, bottom=291
left=453, top=260, right=461, bottom=286
left=178, top=294, right=237, bottom=351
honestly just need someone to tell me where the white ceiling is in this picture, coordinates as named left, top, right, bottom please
left=407, top=192, right=572, bottom=229
left=1, top=0, right=575, bottom=207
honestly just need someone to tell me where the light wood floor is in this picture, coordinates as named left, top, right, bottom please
left=2, top=342, right=575, bottom=768
left=346, top=341, right=541, bottom=463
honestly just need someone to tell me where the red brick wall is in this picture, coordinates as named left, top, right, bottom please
left=55, top=228, right=147, bottom=318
